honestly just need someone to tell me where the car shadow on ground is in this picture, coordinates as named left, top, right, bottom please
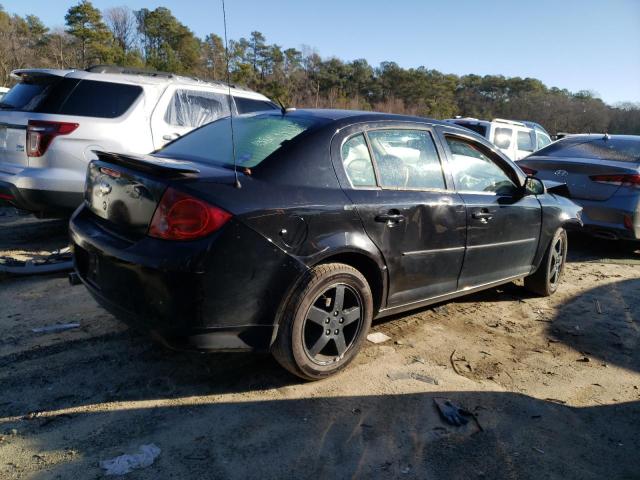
left=6, top=390, right=640, bottom=479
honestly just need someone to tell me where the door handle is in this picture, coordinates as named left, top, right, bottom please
left=375, top=211, right=405, bottom=226
left=472, top=209, right=493, bottom=222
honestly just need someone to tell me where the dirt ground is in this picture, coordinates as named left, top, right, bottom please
left=1, top=206, right=639, bottom=480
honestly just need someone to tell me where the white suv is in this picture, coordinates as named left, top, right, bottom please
left=445, top=117, right=552, bottom=160
left=0, top=66, right=277, bottom=214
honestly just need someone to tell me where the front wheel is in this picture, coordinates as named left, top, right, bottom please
left=525, top=228, right=568, bottom=296
left=272, top=263, right=373, bottom=380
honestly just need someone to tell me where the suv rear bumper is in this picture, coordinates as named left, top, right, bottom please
left=0, top=164, right=85, bottom=212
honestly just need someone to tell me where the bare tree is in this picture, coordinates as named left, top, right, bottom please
left=103, top=6, right=137, bottom=53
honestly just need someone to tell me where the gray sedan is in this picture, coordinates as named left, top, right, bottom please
left=517, top=134, right=640, bottom=241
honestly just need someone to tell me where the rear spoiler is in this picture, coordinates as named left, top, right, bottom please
left=93, top=151, right=200, bottom=177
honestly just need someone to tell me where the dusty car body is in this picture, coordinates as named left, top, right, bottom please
left=70, top=109, right=582, bottom=379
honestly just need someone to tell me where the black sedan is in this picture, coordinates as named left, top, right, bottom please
left=70, top=109, right=581, bottom=380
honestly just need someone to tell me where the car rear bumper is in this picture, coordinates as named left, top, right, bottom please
left=0, top=164, right=85, bottom=212
left=576, top=197, right=640, bottom=240
left=69, top=205, right=307, bottom=352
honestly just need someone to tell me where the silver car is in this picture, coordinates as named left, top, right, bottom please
left=0, top=66, right=277, bottom=214
left=517, top=134, right=640, bottom=241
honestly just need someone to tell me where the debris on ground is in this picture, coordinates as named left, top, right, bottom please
left=594, top=298, right=603, bottom=314
left=433, top=397, right=483, bottom=432
left=31, top=323, right=80, bottom=334
left=99, top=444, right=161, bottom=476
left=387, top=371, right=439, bottom=385
left=367, top=332, right=391, bottom=344
left=0, top=247, right=73, bottom=275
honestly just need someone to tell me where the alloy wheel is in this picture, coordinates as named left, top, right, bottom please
left=549, top=235, right=565, bottom=286
left=302, top=283, right=363, bottom=365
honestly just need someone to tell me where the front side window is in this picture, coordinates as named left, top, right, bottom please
left=537, top=133, right=552, bottom=150
left=165, top=89, right=231, bottom=128
left=367, top=129, right=445, bottom=190
left=341, top=134, right=376, bottom=187
left=517, top=130, right=534, bottom=152
left=234, top=96, right=277, bottom=114
left=156, top=113, right=321, bottom=168
left=493, top=127, right=513, bottom=149
left=445, top=136, right=517, bottom=194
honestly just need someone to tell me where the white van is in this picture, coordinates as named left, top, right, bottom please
left=445, top=117, right=552, bottom=160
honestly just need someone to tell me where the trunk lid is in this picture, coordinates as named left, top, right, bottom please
left=520, top=156, right=640, bottom=201
left=85, top=151, right=233, bottom=238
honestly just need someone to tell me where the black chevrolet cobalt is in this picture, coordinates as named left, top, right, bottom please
left=70, top=109, right=581, bottom=380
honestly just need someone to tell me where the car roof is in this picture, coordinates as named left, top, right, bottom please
left=10, top=68, right=271, bottom=100
left=277, top=108, right=453, bottom=127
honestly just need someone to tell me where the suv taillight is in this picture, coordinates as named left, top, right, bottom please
left=590, top=174, right=640, bottom=189
left=26, top=120, right=79, bottom=157
left=148, top=187, right=232, bottom=241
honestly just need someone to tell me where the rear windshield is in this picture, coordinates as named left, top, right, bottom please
left=454, top=122, right=487, bottom=137
left=535, top=137, right=640, bottom=163
left=155, top=113, right=322, bottom=168
left=0, top=77, right=142, bottom=118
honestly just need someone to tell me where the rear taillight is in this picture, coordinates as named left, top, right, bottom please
left=589, top=174, right=640, bottom=189
left=519, top=166, right=537, bottom=176
left=148, top=187, right=231, bottom=241
left=27, top=120, right=79, bottom=157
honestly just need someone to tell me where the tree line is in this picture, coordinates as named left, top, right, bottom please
left=0, top=1, right=638, bottom=135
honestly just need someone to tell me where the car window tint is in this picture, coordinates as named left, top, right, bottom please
left=446, top=136, right=517, bottom=194
left=517, top=130, right=534, bottom=152
left=454, top=122, right=487, bottom=137
left=367, top=129, right=445, bottom=190
left=234, top=96, right=277, bottom=114
left=156, top=113, right=321, bottom=168
left=537, top=133, right=552, bottom=149
left=341, top=134, right=376, bottom=187
left=55, top=80, right=142, bottom=118
left=165, top=90, right=231, bottom=128
left=493, top=127, right=512, bottom=149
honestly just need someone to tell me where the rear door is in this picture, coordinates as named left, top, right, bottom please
left=438, top=129, right=541, bottom=287
left=332, top=123, right=467, bottom=307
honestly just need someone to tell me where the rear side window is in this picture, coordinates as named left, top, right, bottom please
left=54, top=80, right=142, bottom=118
left=165, top=90, right=231, bottom=128
left=368, top=129, right=445, bottom=190
left=517, top=130, right=534, bottom=152
left=0, top=77, right=141, bottom=118
left=234, top=96, right=277, bottom=114
left=493, top=127, right=512, bottom=149
left=156, top=113, right=321, bottom=168
left=341, top=134, right=376, bottom=187
left=536, top=137, right=640, bottom=163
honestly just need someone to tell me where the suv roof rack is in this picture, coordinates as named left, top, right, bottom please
left=85, top=64, right=252, bottom=92
left=492, top=118, right=527, bottom=127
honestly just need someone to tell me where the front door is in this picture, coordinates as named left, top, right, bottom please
left=333, top=125, right=467, bottom=307
left=439, top=132, right=542, bottom=288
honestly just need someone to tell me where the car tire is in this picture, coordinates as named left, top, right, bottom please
left=272, top=263, right=373, bottom=380
left=525, top=228, right=568, bottom=296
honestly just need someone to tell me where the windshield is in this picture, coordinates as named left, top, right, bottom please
left=535, top=136, right=640, bottom=163
left=155, top=113, right=322, bottom=168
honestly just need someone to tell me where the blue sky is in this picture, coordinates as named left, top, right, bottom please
left=5, top=0, right=640, bottom=104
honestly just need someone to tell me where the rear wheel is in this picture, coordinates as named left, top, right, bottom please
left=272, top=263, right=373, bottom=380
left=525, top=228, right=567, bottom=296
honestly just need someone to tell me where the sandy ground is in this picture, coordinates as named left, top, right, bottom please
left=0, top=206, right=639, bottom=479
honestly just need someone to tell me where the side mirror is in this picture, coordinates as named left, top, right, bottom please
left=524, top=177, right=545, bottom=195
